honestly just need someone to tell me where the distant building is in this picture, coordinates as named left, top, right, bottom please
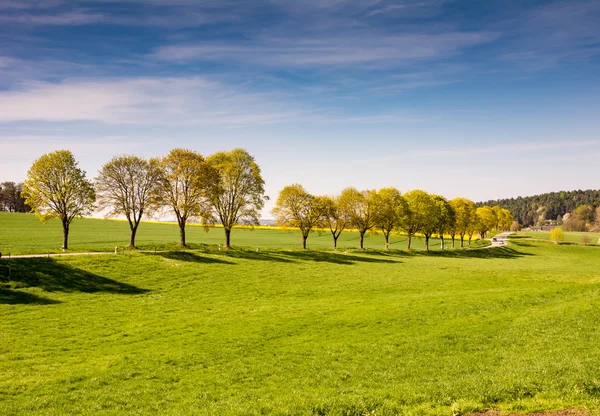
left=528, top=226, right=558, bottom=232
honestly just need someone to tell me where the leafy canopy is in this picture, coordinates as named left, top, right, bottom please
left=22, top=150, right=95, bottom=224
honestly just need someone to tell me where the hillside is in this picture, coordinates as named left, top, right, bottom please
left=480, top=189, right=600, bottom=226
left=2, top=238, right=600, bottom=414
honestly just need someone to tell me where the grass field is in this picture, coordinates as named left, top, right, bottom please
left=2, top=215, right=600, bottom=415
left=0, top=212, right=483, bottom=255
left=519, top=231, right=600, bottom=246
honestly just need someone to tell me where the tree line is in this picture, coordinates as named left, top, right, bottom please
left=0, top=182, right=29, bottom=213
left=480, top=189, right=600, bottom=227
left=9, top=148, right=514, bottom=252
left=272, top=185, right=514, bottom=250
left=19, top=149, right=266, bottom=250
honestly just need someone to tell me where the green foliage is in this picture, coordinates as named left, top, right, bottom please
left=21, top=150, right=95, bottom=249
left=339, top=188, right=381, bottom=249
left=156, top=149, right=219, bottom=247
left=481, top=189, right=600, bottom=226
left=400, top=189, right=434, bottom=249
left=272, top=184, right=325, bottom=248
left=2, top=239, right=600, bottom=414
left=375, top=187, right=408, bottom=249
left=206, top=148, right=266, bottom=248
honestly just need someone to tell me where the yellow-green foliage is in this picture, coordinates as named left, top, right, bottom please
left=550, top=227, right=565, bottom=243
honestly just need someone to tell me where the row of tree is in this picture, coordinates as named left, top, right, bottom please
left=21, top=149, right=267, bottom=250
left=272, top=185, right=514, bottom=250
left=0, top=182, right=29, bottom=213
left=480, top=189, right=600, bottom=227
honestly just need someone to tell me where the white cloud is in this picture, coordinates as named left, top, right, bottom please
left=0, top=77, right=304, bottom=125
left=0, top=76, right=428, bottom=126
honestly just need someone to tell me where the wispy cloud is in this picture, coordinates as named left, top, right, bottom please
left=495, top=0, right=600, bottom=70
left=0, top=76, right=429, bottom=127
left=154, top=31, right=496, bottom=68
left=0, top=77, right=306, bottom=125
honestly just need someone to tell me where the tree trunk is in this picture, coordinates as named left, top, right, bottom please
left=440, top=235, right=445, bottom=250
left=332, top=234, right=338, bottom=249
left=224, top=228, right=231, bottom=249
left=451, top=235, right=455, bottom=248
left=407, top=234, right=412, bottom=250
left=460, top=235, right=464, bottom=248
left=129, top=224, right=138, bottom=248
left=179, top=222, right=186, bottom=247
left=359, top=231, right=365, bottom=249
left=384, top=232, right=390, bottom=250
left=302, top=234, right=307, bottom=249
left=62, top=219, right=69, bottom=250
left=425, top=235, right=429, bottom=251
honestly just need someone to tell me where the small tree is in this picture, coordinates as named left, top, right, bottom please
left=376, top=187, right=407, bottom=250
left=550, top=228, right=564, bottom=244
left=433, top=195, right=455, bottom=250
left=450, top=197, right=476, bottom=248
left=340, top=188, right=381, bottom=250
left=95, top=155, right=162, bottom=248
left=510, top=220, right=520, bottom=232
left=22, top=150, right=95, bottom=250
left=320, top=195, right=349, bottom=249
left=272, top=184, right=325, bottom=249
left=156, top=149, right=218, bottom=247
left=207, top=149, right=267, bottom=249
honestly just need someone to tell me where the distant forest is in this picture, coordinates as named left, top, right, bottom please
left=480, top=189, right=600, bottom=227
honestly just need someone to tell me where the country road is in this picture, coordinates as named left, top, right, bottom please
left=489, top=232, right=514, bottom=247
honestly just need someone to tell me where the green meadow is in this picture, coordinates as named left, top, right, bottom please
left=2, top=213, right=600, bottom=415
left=0, top=212, right=478, bottom=255
left=520, top=230, right=600, bottom=246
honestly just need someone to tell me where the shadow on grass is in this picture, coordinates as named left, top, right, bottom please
left=277, top=250, right=399, bottom=264
left=410, top=245, right=534, bottom=259
left=1, top=258, right=149, bottom=301
left=147, top=251, right=236, bottom=264
left=0, top=287, right=61, bottom=305
left=207, top=248, right=401, bottom=264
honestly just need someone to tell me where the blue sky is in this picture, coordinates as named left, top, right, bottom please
left=0, top=0, right=599, bottom=216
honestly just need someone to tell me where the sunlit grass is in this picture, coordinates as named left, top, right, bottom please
left=1, top=239, right=600, bottom=414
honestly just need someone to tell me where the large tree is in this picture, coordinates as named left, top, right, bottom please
left=95, top=155, right=162, bottom=248
left=156, top=149, right=218, bottom=247
left=320, top=195, right=350, bottom=249
left=21, top=150, right=95, bottom=250
left=449, top=198, right=476, bottom=248
left=399, top=189, right=431, bottom=250
left=206, top=148, right=266, bottom=249
left=340, top=188, right=381, bottom=250
left=432, top=195, right=455, bottom=250
left=376, top=187, right=407, bottom=250
left=272, top=184, right=325, bottom=249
